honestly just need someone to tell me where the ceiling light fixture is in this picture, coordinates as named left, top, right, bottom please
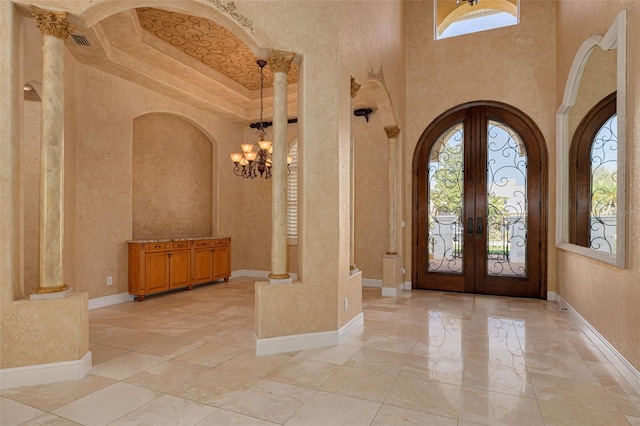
left=457, top=0, right=479, bottom=5
left=230, top=59, right=291, bottom=179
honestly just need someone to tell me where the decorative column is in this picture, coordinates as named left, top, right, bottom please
left=31, top=6, right=73, bottom=295
left=349, top=77, right=361, bottom=274
left=268, top=50, right=295, bottom=284
left=382, top=126, right=403, bottom=296
left=384, top=126, right=400, bottom=254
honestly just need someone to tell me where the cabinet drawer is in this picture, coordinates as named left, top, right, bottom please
left=145, top=242, right=168, bottom=252
left=194, top=240, right=212, bottom=248
left=170, top=241, right=191, bottom=250
left=213, top=238, right=229, bottom=246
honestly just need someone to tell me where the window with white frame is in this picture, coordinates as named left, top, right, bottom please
left=287, top=142, right=298, bottom=243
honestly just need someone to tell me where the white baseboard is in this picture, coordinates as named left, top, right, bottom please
left=382, top=285, right=403, bottom=297
left=0, top=351, right=92, bottom=390
left=232, top=270, right=298, bottom=281
left=547, top=291, right=557, bottom=301
left=89, top=292, right=134, bottom=310
left=256, top=313, right=364, bottom=356
left=339, top=312, right=364, bottom=341
left=555, top=294, right=640, bottom=394
left=402, top=281, right=412, bottom=290
left=362, top=278, right=382, bottom=288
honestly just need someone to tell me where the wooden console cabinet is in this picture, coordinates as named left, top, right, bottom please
left=128, top=237, right=230, bottom=301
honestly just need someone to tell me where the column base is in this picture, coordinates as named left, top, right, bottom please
left=269, top=277, right=293, bottom=285
left=30, top=287, right=73, bottom=300
left=382, top=254, right=403, bottom=296
left=35, top=283, right=68, bottom=294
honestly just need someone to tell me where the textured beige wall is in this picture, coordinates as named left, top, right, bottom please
left=70, top=61, right=241, bottom=298
left=568, top=47, right=617, bottom=139
left=252, top=0, right=343, bottom=337
left=1, top=293, right=89, bottom=368
left=1, top=1, right=22, bottom=308
left=556, top=0, right=640, bottom=371
left=354, top=110, right=389, bottom=280
left=22, top=100, right=41, bottom=297
left=405, top=0, right=557, bottom=292
left=132, top=113, right=213, bottom=239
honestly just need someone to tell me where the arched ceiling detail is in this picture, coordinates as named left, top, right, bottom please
left=135, top=8, right=298, bottom=90
left=16, top=0, right=302, bottom=123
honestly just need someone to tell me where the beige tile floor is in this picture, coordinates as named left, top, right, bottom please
left=2, top=277, right=640, bottom=425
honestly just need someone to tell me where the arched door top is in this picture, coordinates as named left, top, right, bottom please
left=412, top=101, right=548, bottom=299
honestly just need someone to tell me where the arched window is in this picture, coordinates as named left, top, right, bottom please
left=569, top=92, right=617, bottom=253
left=435, top=0, right=519, bottom=40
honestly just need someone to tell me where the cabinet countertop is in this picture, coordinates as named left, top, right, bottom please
left=127, top=236, right=231, bottom=244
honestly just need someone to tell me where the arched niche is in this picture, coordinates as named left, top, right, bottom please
left=354, top=79, right=398, bottom=129
left=132, top=112, right=217, bottom=239
left=556, top=11, right=627, bottom=268
left=352, top=79, right=399, bottom=280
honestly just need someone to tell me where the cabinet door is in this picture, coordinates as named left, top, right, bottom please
left=193, top=247, right=213, bottom=284
left=169, top=250, right=191, bottom=289
left=145, top=252, right=169, bottom=292
left=212, top=246, right=230, bottom=279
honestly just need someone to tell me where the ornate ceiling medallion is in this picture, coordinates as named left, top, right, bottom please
left=136, top=8, right=298, bottom=90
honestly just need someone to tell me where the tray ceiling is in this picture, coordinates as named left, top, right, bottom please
left=136, top=7, right=298, bottom=90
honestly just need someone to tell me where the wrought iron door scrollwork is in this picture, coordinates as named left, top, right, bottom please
left=427, top=124, right=464, bottom=273
left=486, top=121, right=528, bottom=277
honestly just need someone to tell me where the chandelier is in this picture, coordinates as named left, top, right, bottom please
left=457, top=0, right=479, bottom=5
left=230, top=60, right=291, bottom=179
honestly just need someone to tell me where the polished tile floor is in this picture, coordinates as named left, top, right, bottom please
left=2, top=277, right=640, bottom=425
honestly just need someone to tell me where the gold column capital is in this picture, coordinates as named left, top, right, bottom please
left=350, top=77, right=361, bottom=98
left=268, top=49, right=295, bottom=74
left=31, top=6, right=74, bottom=39
left=384, top=126, right=401, bottom=139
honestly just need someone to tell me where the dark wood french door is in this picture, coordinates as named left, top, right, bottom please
left=413, top=102, right=547, bottom=298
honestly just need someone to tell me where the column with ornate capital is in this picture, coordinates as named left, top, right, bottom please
left=382, top=126, right=403, bottom=296
left=31, top=6, right=73, bottom=295
left=384, top=126, right=400, bottom=255
left=349, top=77, right=361, bottom=274
left=268, top=50, right=295, bottom=284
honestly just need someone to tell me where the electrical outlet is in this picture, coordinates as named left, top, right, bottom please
left=401, top=268, right=406, bottom=275
left=107, top=276, right=113, bottom=286
left=344, top=297, right=349, bottom=311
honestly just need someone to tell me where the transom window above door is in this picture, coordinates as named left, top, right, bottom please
left=434, top=0, right=520, bottom=40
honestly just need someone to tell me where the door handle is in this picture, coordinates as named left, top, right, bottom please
left=467, top=217, right=473, bottom=237
left=477, top=217, right=483, bottom=237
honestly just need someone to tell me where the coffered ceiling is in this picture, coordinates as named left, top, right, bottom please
left=59, top=7, right=299, bottom=123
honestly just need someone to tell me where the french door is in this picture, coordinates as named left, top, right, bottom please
left=413, top=102, right=547, bottom=298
